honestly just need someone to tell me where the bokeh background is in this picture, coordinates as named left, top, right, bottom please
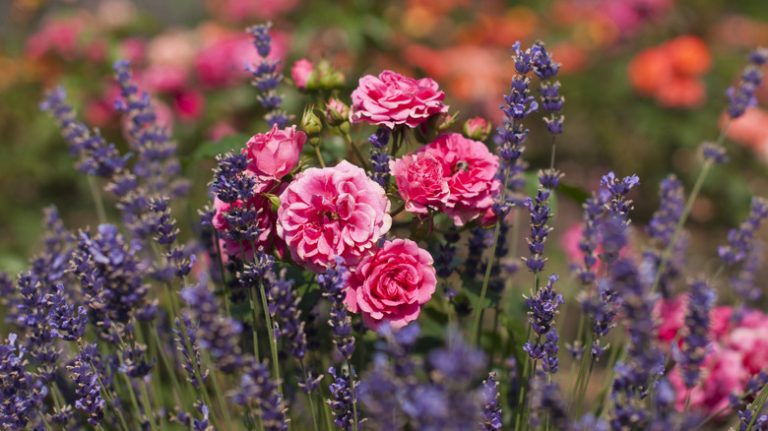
left=1, top=0, right=767, bottom=281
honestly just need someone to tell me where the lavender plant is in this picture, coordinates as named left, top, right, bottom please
left=1, top=21, right=768, bottom=431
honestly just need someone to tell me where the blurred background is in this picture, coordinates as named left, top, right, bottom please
left=1, top=0, right=767, bottom=280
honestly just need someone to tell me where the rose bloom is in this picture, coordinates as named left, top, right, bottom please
left=277, top=161, right=392, bottom=272
left=291, top=59, right=314, bottom=89
left=243, top=125, right=306, bottom=181
left=424, top=133, right=500, bottom=225
left=656, top=297, right=768, bottom=415
left=389, top=152, right=450, bottom=215
left=345, top=239, right=437, bottom=329
left=349, top=70, right=448, bottom=128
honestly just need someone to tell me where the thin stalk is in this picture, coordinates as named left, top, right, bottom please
left=87, top=175, right=107, bottom=224
left=746, top=383, right=768, bottom=431
left=207, top=365, right=234, bottom=429
left=248, top=287, right=262, bottom=360
left=212, top=230, right=230, bottom=315
left=650, top=123, right=729, bottom=295
left=138, top=379, right=159, bottom=431
left=314, top=144, right=326, bottom=168
left=341, top=129, right=371, bottom=171
left=300, top=362, right=321, bottom=431
left=258, top=281, right=282, bottom=392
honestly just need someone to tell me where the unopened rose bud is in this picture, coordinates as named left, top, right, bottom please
left=325, top=98, right=350, bottom=126
left=463, top=116, right=492, bottom=141
left=291, top=58, right=314, bottom=90
left=301, top=108, right=323, bottom=139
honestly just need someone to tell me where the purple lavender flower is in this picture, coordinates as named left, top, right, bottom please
left=530, top=41, right=564, bottom=135
left=113, top=60, right=188, bottom=198
left=527, top=371, right=568, bottom=429
left=328, top=366, right=358, bottom=431
left=47, top=284, right=87, bottom=342
left=180, top=281, right=243, bottom=373
left=609, top=258, right=664, bottom=430
left=40, top=86, right=126, bottom=177
left=368, top=126, right=391, bottom=187
left=465, top=227, right=489, bottom=279
left=701, top=142, right=729, bottom=164
left=429, top=330, right=487, bottom=385
left=644, top=175, right=687, bottom=297
left=523, top=275, right=563, bottom=372
left=0, top=333, right=47, bottom=430
left=522, top=170, right=562, bottom=273
left=174, top=315, right=209, bottom=389
left=435, top=227, right=460, bottom=279
left=247, top=23, right=288, bottom=127
left=267, top=274, right=307, bottom=361
left=233, top=357, right=288, bottom=431
left=681, top=279, right=715, bottom=389
left=67, top=344, right=106, bottom=425
left=718, top=197, right=768, bottom=266
left=481, top=372, right=502, bottom=430
left=726, top=48, right=766, bottom=119
left=317, top=263, right=355, bottom=362
left=732, top=242, right=763, bottom=303
left=72, top=224, right=149, bottom=333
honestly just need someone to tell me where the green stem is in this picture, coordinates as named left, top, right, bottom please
left=314, top=144, right=326, bottom=168
left=747, top=383, right=768, bottom=431
left=341, top=129, right=371, bottom=171
left=87, top=175, right=107, bottom=224
left=259, top=280, right=282, bottom=392
left=248, top=288, right=262, bottom=360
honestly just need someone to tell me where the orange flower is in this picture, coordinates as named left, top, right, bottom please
left=628, top=35, right=711, bottom=108
left=667, top=35, right=712, bottom=76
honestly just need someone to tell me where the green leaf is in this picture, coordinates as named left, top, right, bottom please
left=192, top=134, right=250, bottom=160
left=264, top=193, right=281, bottom=211
left=558, top=181, right=591, bottom=205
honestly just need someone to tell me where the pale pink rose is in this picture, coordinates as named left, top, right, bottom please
left=206, top=0, right=300, bottom=22
left=141, top=65, right=189, bottom=93
left=213, top=191, right=283, bottom=258
left=349, top=70, right=448, bottom=128
left=421, top=133, right=500, bottom=226
left=277, top=161, right=392, bottom=272
left=345, top=239, right=436, bottom=329
left=243, top=125, right=306, bottom=181
left=208, top=121, right=237, bottom=141
left=390, top=152, right=450, bottom=215
left=26, top=15, right=87, bottom=60
left=291, top=59, right=314, bottom=89
left=728, top=326, right=768, bottom=374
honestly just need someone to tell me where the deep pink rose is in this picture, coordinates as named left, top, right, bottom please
left=349, top=70, right=448, bottom=128
left=243, top=125, right=306, bottom=181
left=174, top=90, right=205, bottom=121
left=291, top=59, right=314, bottom=90
left=390, top=153, right=450, bottom=215
left=345, top=239, right=437, bottom=329
left=277, top=161, right=392, bottom=272
left=421, top=133, right=500, bottom=225
left=213, top=191, right=282, bottom=258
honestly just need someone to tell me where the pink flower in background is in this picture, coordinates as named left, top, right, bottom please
left=195, top=31, right=288, bottom=88
left=277, top=161, right=392, bottom=272
left=345, top=239, right=436, bottom=329
left=422, top=133, right=500, bottom=226
left=26, top=15, right=88, bottom=60
left=208, top=121, right=237, bottom=141
left=725, top=108, right=768, bottom=161
left=119, top=38, right=146, bottom=64
left=390, top=152, right=450, bottom=215
left=206, top=0, right=300, bottom=22
left=655, top=297, right=768, bottom=415
left=174, top=90, right=205, bottom=121
left=141, top=65, right=189, bottom=93
left=243, top=125, right=306, bottom=181
left=213, top=192, right=283, bottom=258
left=291, top=59, right=314, bottom=89
left=350, top=70, right=448, bottom=128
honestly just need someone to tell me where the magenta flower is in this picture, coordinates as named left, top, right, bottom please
left=350, top=70, right=448, bottom=128
left=291, top=58, right=314, bottom=90
left=277, top=161, right=391, bottom=272
left=390, top=152, right=450, bottom=215
left=344, top=239, right=436, bottom=329
left=242, top=124, right=306, bottom=182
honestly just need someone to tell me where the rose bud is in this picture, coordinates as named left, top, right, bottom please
left=463, top=116, right=492, bottom=141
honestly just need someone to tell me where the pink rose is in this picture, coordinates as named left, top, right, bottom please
left=277, top=161, right=392, bottom=272
left=350, top=70, right=448, bottom=128
left=291, top=59, right=314, bottom=90
left=423, top=133, right=500, bottom=225
left=174, top=90, right=205, bottom=121
left=390, top=153, right=450, bottom=215
left=213, top=192, right=282, bottom=258
left=670, top=346, right=749, bottom=414
left=345, top=239, right=437, bottom=329
left=243, top=125, right=307, bottom=181
left=195, top=32, right=288, bottom=88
